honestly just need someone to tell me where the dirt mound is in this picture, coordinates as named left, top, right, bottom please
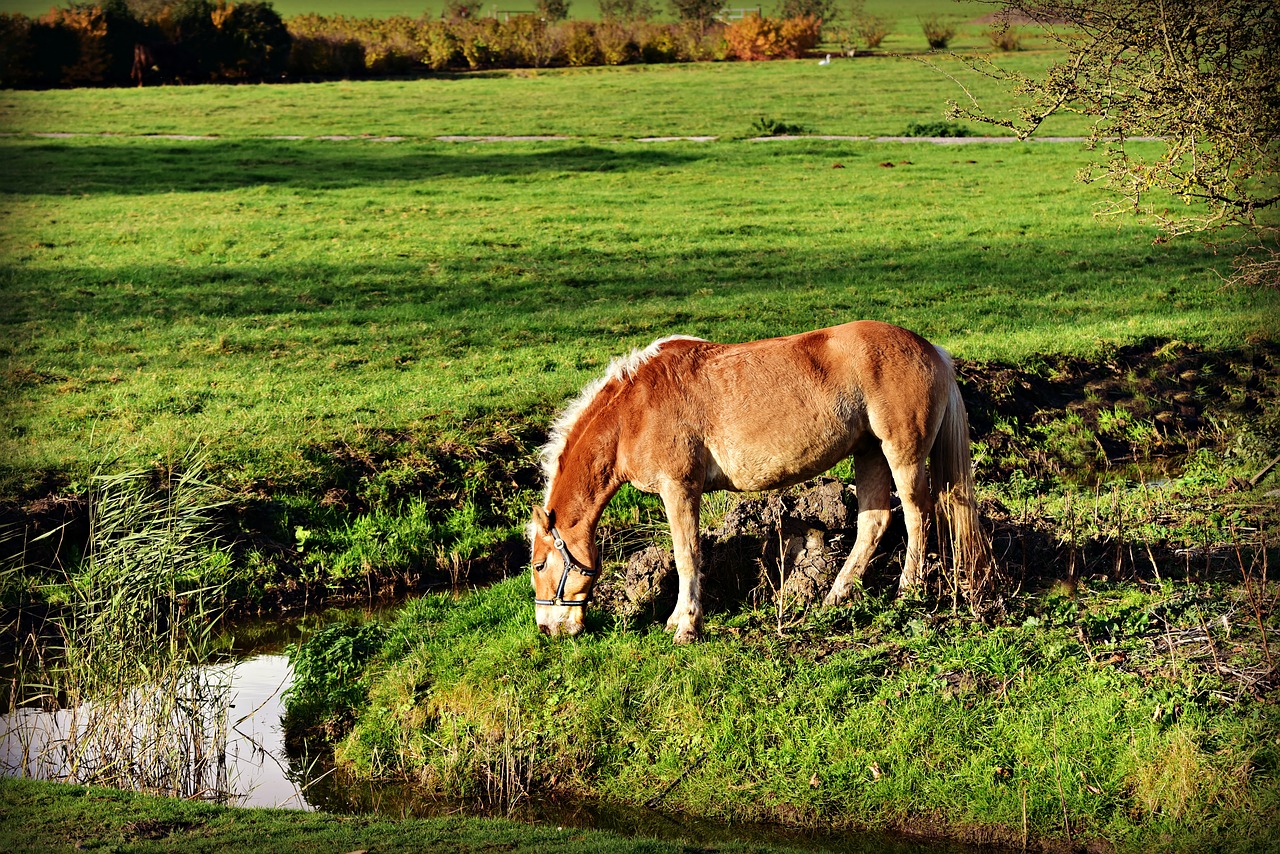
left=958, top=338, right=1280, bottom=485
left=597, top=479, right=868, bottom=620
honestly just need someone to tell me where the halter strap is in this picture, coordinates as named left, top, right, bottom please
left=534, top=525, right=598, bottom=608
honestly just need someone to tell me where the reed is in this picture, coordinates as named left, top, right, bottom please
left=2, top=453, right=239, bottom=801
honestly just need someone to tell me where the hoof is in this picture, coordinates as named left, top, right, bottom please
left=673, top=627, right=701, bottom=645
left=823, top=583, right=863, bottom=607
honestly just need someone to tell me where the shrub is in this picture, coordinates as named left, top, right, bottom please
left=920, top=13, right=956, bottom=49
left=779, top=13, right=821, bottom=56
left=903, top=120, right=973, bottom=137
left=986, top=23, right=1021, bottom=51
left=595, top=20, right=636, bottom=65
left=561, top=20, right=599, bottom=65
left=723, top=13, right=780, bottom=60
left=155, top=0, right=219, bottom=78
left=535, top=0, right=571, bottom=22
left=497, top=14, right=560, bottom=67
left=724, top=13, right=819, bottom=61
left=778, top=0, right=834, bottom=22
left=824, top=23, right=856, bottom=56
left=852, top=11, right=889, bottom=48
left=287, top=31, right=364, bottom=78
left=0, top=13, right=33, bottom=87
left=210, top=1, right=291, bottom=80
left=751, top=115, right=807, bottom=135
left=669, top=0, right=723, bottom=30
left=635, top=22, right=680, bottom=61
left=444, top=0, right=483, bottom=20
left=417, top=18, right=461, bottom=69
left=284, top=621, right=388, bottom=742
left=36, top=6, right=111, bottom=87
left=454, top=17, right=503, bottom=68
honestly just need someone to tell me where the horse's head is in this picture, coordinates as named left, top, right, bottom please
left=528, top=507, right=599, bottom=637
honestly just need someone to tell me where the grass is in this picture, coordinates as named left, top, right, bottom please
left=0, top=776, right=819, bottom=853
left=3, top=133, right=1271, bottom=498
left=289, top=569, right=1280, bottom=852
left=3, top=59, right=1275, bottom=601
left=0, top=51, right=1092, bottom=139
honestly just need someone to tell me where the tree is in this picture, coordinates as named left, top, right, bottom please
left=599, top=0, right=655, bottom=22
left=951, top=1, right=1280, bottom=287
left=536, top=0, right=570, bottom=22
left=669, top=0, right=724, bottom=31
left=778, top=0, right=835, bottom=23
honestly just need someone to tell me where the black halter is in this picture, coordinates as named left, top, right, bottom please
left=533, top=525, right=599, bottom=608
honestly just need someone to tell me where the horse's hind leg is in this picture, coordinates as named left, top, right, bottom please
left=887, top=454, right=933, bottom=595
left=824, top=447, right=892, bottom=606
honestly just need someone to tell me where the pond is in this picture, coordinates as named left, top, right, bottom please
left=1, top=606, right=989, bottom=854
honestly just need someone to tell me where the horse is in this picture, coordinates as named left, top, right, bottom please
left=528, top=320, right=992, bottom=643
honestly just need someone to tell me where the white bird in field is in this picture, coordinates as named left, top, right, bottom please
left=818, top=54, right=831, bottom=65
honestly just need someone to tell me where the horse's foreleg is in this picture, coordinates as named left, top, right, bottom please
left=824, top=448, right=891, bottom=606
left=659, top=485, right=703, bottom=644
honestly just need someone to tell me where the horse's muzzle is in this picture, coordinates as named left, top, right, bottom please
left=536, top=605, right=585, bottom=638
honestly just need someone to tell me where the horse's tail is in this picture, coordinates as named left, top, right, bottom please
left=930, top=354, right=999, bottom=618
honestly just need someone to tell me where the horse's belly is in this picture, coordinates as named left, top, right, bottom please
left=706, top=418, right=856, bottom=492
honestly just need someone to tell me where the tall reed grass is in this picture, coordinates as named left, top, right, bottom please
left=2, top=453, right=240, bottom=801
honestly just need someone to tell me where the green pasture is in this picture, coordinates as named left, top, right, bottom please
left=3, top=132, right=1270, bottom=496
left=0, top=51, right=1090, bottom=139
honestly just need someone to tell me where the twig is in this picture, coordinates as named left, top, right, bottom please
left=1250, top=452, right=1280, bottom=487
left=645, top=750, right=709, bottom=809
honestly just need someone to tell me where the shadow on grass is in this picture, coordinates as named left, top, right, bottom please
left=0, top=237, right=1236, bottom=337
left=0, top=139, right=703, bottom=195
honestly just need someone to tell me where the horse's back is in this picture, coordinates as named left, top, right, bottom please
left=627, top=321, right=952, bottom=492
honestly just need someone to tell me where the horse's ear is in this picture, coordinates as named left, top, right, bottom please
left=532, top=506, right=555, bottom=534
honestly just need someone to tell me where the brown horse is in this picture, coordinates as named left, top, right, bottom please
left=528, top=320, right=991, bottom=643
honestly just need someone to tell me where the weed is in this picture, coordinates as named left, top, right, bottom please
left=985, top=24, right=1021, bottom=52
left=284, top=620, right=389, bottom=745
left=903, top=120, right=972, bottom=137
left=919, top=14, right=956, bottom=50
left=749, top=115, right=809, bottom=135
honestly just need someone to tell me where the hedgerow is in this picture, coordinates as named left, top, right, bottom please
left=0, top=0, right=827, bottom=89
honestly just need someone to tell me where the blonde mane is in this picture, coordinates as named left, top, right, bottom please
left=539, top=335, right=704, bottom=505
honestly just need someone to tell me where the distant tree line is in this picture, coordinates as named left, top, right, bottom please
left=0, top=0, right=292, bottom=88
left=0, top=0, right=833, bottom=88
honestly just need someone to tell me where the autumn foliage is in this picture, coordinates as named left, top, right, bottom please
left=723, top=13, right=822, bottom=61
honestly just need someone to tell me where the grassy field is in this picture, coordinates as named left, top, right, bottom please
left=3, top=55, right=1275, bottom=589
left=2, top=51, right=1269, bottom=498
left=3, top=46, right=1278, bottom=854
left=0, top=776, right=833, bottom=853
left=0, top=51, right=1091, bottom=139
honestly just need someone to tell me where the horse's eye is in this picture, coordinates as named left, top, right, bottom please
left=532, top=561, right=546, bottom=572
